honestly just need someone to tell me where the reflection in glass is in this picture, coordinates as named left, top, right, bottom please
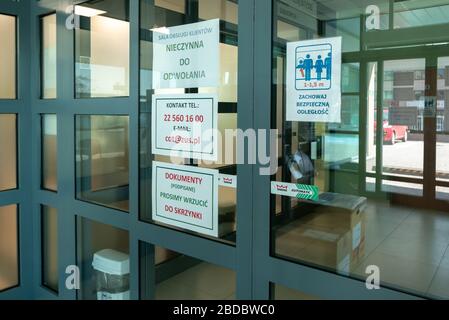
left=75, top=0, right=130, bottom=98
left=0, top=114, right=17, bottom=191
left=0, top=205, right=18, bottom=292
left=42, top=115, right=57, bottom=191
left=155, top=0, right=185, bottom=14
left=0, top=14, right=16, bottom=99
left=199, top=0, right=238, bottom=25
left=42, top=206, right=58, bottom=292
left=41, top=14, right=57, bottom=99
left=76, top=115, right=129, bottom=211
left=325, top=17, right=360, bottom=53
left=394, top=1, right=449, bottom=29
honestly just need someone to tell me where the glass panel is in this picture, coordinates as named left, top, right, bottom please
left=366, top=62, right=378, bottom=175
left=273, top=284, right=320, bottom=300
left=75, top=0, right=130, bottom=98
left=0, top=14, right=16, bottom=99
left=328, top=96, right=359, bottom=132
left=146, top=245, right=236, bottom=300
left=381, top=59, right=425, bottom=196
left=41, top=14, right=57, bottom=99
left=76, top=115, right=129, bottom=211
left=77, top=217, right=129, bottom=300
left=325, top=17, right=360, bottom=53
left=139, top=0, right=238, bottom=243
left=272, top=0, right=449, bottom=300
left=41, top=206, right=58, bottom=292
left=436, top=57, right=449, bottom=201
left=199, top=0, right=238, bottom=25
left=155, top=0, right=185, bottom=14
left=0, top=114, right=17, bottom=191
left=394, top=0, right=449, bottom=29
left=342, top=63, right=359, bottom=94
left=42, top=115, right=57, bottom=191
left=0, top=204, right=18, bottom=291
left=436, top=186, right=449, bottom=201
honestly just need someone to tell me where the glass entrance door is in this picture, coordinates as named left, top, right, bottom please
left=367, top=48, right=449, bottom=212
left=381, top=58, right=425, bottom=197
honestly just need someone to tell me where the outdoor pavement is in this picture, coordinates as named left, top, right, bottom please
left=378, top=140, right=449, bottom=178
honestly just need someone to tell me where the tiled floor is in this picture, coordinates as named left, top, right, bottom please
left=276, top=200, right=449, bottom=299
left=156, top=200, right=449, bottom=299
left=355, top=201, right=449, bottom=298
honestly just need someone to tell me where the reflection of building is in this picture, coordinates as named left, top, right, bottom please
left=384, top=61, right=449, bottom=132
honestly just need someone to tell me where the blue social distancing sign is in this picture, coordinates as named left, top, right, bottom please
left=287, top=37, right=342, bottom=123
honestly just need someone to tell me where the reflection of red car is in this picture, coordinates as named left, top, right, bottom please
left=374, top=121, right=409, bottom=145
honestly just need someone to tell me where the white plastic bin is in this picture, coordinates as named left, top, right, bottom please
left=92, top=249, right=130, bottom=300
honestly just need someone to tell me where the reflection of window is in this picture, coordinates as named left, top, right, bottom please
left=384, top=71, right=394, bottom=81
left=41, top=14, right=57, bottom=99
left=325, top=17, right=360, bottom=53
left=0, top=114, right=17, bottom=191
left=0, top=14, right=16, bottom=99
left=394, top=4, right=449, bottom=29
left=75, top=0, right=130, bottom=98
left=42, top=115, right=57, bottom=191
left=199, top=0, right=238, bottom=25
left=416, top=115, right=424, bottom=131
left=277, top=20, right=307, bottom=42
left=384, top=91, right=393, bottom=100
left=437, top=116, right=444, bottom=132
left=415, top=70, right=425, bottom=81
left=155, top=0, right=185, bottom=13
left=76, top=115, right=129, bottom=212
left=415, top=91, right=424, bottom=101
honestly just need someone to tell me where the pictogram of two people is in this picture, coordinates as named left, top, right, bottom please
left=297, top=53, right=332, bottom=81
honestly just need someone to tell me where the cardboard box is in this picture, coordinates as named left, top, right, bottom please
left=276, top=222, right=357, bottom=273
left=276, top=194, right=367, bottom=273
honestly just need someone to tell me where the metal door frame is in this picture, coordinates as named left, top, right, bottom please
left=252, top=0, right=423, bottom=300
left=0, top=0, right=439, bottom=301
left=357, top=44, right=449, bottom=211
left=0, top=0, right=33, bottom=300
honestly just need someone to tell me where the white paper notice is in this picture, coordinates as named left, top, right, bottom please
left=152, top=19, right=220, bottom=89
left=152, top=94, right=218, bottom=161
left=286, top=37, right=342, bottom=123
left=152, top=162, right=219, bottom=237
